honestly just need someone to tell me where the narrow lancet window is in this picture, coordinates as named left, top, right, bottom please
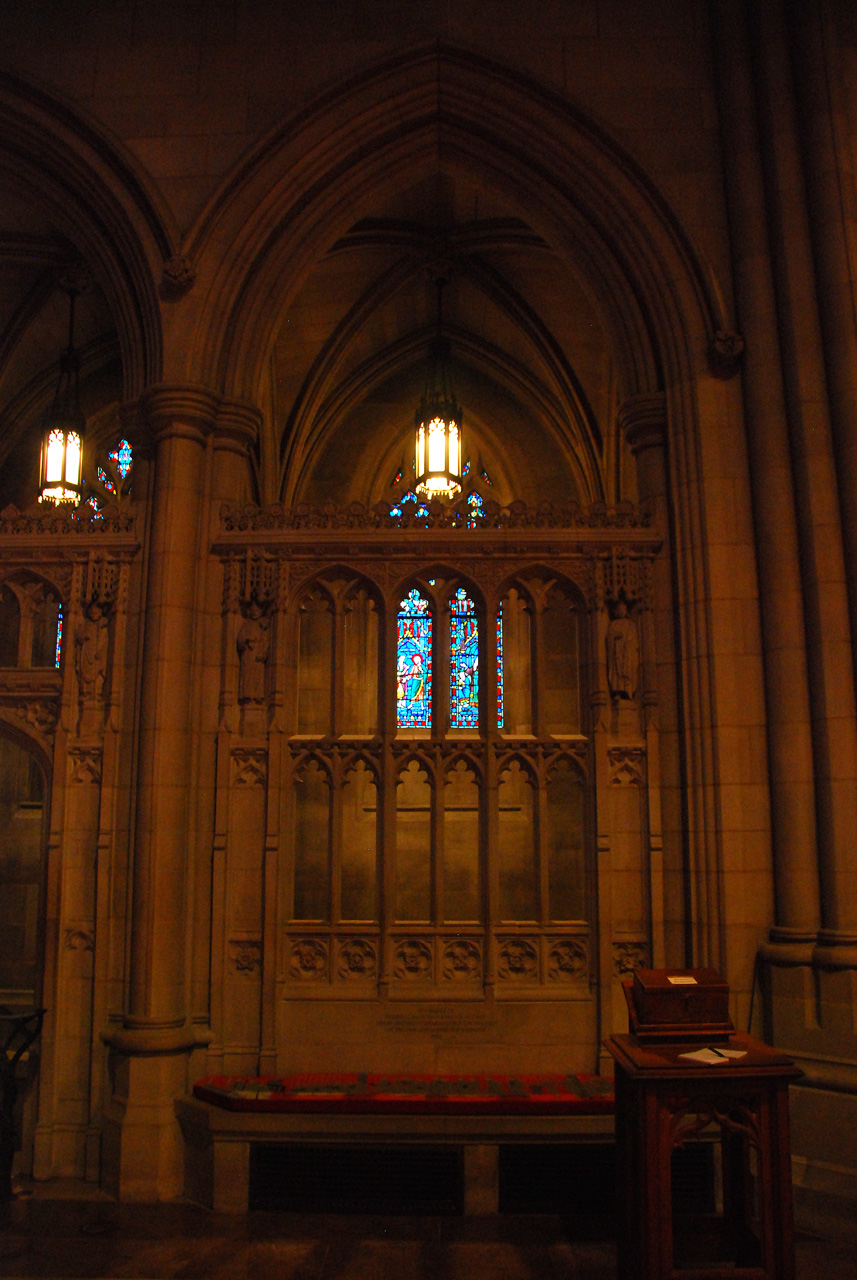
left=396, top=589, right=432, bottom=728
left=449, top=588, right=478, bottom=728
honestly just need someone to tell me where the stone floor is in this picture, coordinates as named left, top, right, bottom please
left=0, top=1183, right=853, bottom=1278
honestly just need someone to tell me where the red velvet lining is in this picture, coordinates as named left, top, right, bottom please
left=193, top=1072, right=615, bottom=1115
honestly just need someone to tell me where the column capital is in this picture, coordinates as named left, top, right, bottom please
left=120, top=384, right=222, bottom=449
left=617, top=392, right=667, bottom=455
left=214, top=397, right=263, bottom=457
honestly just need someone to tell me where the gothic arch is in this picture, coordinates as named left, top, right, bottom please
left=183, top=42, right=731, bottom=406
left=0, top=71, right=172, bottom=395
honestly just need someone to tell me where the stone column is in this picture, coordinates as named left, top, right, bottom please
left=710, top=0, right=821, bottom=958
left=103, top=385, right=219, bottom=1200
left=784, top=0, right=857, bottom=964
left=619, top=394, right=673, bottom=971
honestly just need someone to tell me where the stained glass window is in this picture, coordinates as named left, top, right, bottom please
left=109, top=439, right=133, bottom=478
left=450, top=588, right=479, bottom=728
left=397, top=589, right=432, bottom=728
left=467, top=492, right=483, bottom=529
left=496, top=607, right=504, bottom=729
left=97, top=465, right=115, bottom=494
left=55, top=604, right=63, bottom=669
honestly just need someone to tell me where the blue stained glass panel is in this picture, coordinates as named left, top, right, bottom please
left=496, top=607, right=504, bottom=729
left=55, top=604, right=63, bottom=670
left=110, top=438, right=133, bottom=478
left=397, top=589, right=432, bottom=728
left=97, top=464, right=115, bottom=494
left=450, top=588, right=479, bottom=729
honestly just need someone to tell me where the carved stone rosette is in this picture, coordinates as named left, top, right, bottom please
left=497, top=937, right=539, bottom=980
left=613, top=940, right=648, bottom=977
left=442, top=939, right=481, bottom=980
left=548, top=938, right=588, bottom=982
left=228, top=938, right=262, bottom=976
left=338, top=938, right=377, bottom=980
left=393, top=938, right=432, bottom=979
left=288, top=937, right=328, bottom=980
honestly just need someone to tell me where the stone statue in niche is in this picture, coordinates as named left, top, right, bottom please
left=237, top=600, right=271, bottom=703
left=75, top=600, right=110, bottom=703
left=606, top=598, right=639, bottom=700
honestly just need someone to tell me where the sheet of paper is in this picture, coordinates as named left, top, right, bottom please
left=678, top=1048, right=730, bottom=1064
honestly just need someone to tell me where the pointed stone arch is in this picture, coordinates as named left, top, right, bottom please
left=0, top=70, right=173, bottom=395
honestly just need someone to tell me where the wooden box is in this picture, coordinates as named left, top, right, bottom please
left=624, top=967, right=735, bottom=1044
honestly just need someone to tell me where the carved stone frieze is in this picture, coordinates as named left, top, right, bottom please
left=221, top=497, right=654, bottom=535
left=14, top=700, right=58, bottom=735
left=613, top=940, right=648, bottom=976
left=393, top=938, right=432, bottom=979
left=338, top=938, right=378, bottom=980
left=548, top=938, right=588, bottom=982
left=497, top=938, right=539, bottom=980
left=67, top=746, right=102, bottom=785
left=231, top=747, right=268, bottom=786
left=228, top=938, right=262, bottom=976
left=442, top=939, right=481, bottom=980
left=289, top=937, right=328, bottom=980
left=0, top=502, right=135, bottom=536
left=608, top=746, right=646, bottom=786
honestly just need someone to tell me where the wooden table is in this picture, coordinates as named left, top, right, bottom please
left=604, top=1033, right=802, bottom=1280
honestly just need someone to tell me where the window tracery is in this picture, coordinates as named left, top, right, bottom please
left=277, top=563, right=590, bottom=993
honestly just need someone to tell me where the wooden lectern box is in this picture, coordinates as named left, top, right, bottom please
left=624, top=967, right=734, bottom=1044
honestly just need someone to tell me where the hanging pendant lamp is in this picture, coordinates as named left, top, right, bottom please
left=39, top=285, right=85, bottom=504
left=414, top=276, right=462, bottom=500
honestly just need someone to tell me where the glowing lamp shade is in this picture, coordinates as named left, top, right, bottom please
left=38, top=287, right=87, bottom=504
left=415, top=410, right=462, bottom=498
left=39, top=417, right=84, bottom=503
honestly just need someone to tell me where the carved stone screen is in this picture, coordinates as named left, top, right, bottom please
left=0, top=737, right=45, bottom=1006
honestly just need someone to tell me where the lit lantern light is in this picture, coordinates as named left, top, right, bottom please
left=414, top=278, right=462, bottom=500
left=39, top=287, right=85, bottom=504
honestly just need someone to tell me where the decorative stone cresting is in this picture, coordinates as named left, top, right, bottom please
left=0, top=502, right=135, bottom=535
left=221, top=497, right=654, bottom=533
